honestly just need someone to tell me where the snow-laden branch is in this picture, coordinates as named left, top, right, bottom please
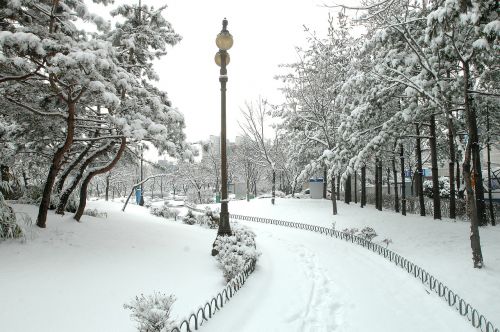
left=4, top=96, right=67, bottom=118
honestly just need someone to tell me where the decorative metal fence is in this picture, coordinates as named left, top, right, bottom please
left=230, top=214, right=499, bottom=332
left=170, top=258, right=256, bottom=332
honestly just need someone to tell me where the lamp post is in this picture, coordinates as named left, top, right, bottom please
left=213, top=18, right=233, bottom=248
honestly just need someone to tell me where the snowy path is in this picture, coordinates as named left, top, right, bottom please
left=202, top=221, right=473, bottom=332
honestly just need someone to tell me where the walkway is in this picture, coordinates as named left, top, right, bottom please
left=202, top=221, right=473, bottom=332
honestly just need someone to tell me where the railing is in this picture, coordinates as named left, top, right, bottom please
left=170, top=258, right=256, bottom=332
left=230, top=214, right=499, bottom=332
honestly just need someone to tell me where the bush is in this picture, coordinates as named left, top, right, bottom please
left=341, top=226, right=378, bottom=242
left=0, top=192, right=32, bottom=240
left=182, top=209, right=196, bottom=225
left=196, top=207, right=219, bottom=229
left=17, top=185, right=44, bottom=204
left=214, top=224, right=260, bottom=282
left=124, top=292, right=176, bottom=332
left=423, top=177, right=451, bottom=198
left=274, top=190, right=286, bottom=198
left=82, top=208, right=107, bottom=218
left=150, top=204, right=179, bottom=220
left=65, top=194, right=79, bottom=213
left=359, top=226, right=377, bottom=242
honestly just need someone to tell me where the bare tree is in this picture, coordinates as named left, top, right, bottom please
left=240, top=98, right=280, bottom=204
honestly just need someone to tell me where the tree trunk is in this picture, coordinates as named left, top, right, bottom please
left=105, top=173, right=110, bottom=201
left=400, top=144, right=406, bottom=216
left=447, top=114, right=457, bottom=219
left=463, top=61, right=486, bottom=226
left=22, top=168, right=28, bottom=187
left=361, top=165, right=366, bottom=208
left=197, top=188, right=202, bottom=204
left=331, top=173, right=337, bottom=215
left=377, top=159, right=383, bottom=211
left=55, top=143, right=113, bottom=214
left=36, top=101, right=76, bottom=228
left=392, top=157, right=399, bottom=213
left=75, top=137, right=126, bottom=221
left=55, top=142, right=94, bottom=194
left=386, top=167, right=391, bottom=195
left=457, top=160, right=463, bottom=198
left=323, top=167, right=327, bottom=199
left=464, top=143, right=483, bottom=268
left=486, top=109, right=495, bottom=225
left=139, top=148, right=144, bottom=206
left=246, top=176, right=250, bottom=201
left=271, top=169, right=276, bottom=205
left=375, top=158, right=379, bottom=210
left=429, top=114, right=441, bottom=219
left=344, top=175, right=351, bottom=204
left=354, top=171, right=358, bottom=204
left=336, top=173, right=340, bottom=200
left=415, top=124, right=425, bottom=216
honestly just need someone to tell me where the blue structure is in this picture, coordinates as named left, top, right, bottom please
left=135, top=188, right=142, bottom=204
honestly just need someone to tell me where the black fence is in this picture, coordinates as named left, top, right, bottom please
left=230, top=214, right=498, bottom=332
left=170, top=258, right=256, bottom=332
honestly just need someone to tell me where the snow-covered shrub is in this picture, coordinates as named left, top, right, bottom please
left=82, top=209, right=107, bottom=218
left=382, top=238, right=393, bottom=248
left=423, top=177, right=450, bottom=198
left=341, top=226, right=378, bottom=242
left=274, top=190, right=286, bottom=198
left=65, top=194, right=79, bottom=213
left=196, top=207, right=219, bottom=229
left=0, top=193, right=32, bottom=240
left=150, top=205, right=178, bottom=220
left=17, top=185, right=43, bottom=204
left=359, top=227, right=377, bottom=242
left=182, top=210, right=196, bottom=225
left=214, top=224, right=260, bottom=282
left=342, top=227, right=358, bottom=236
left=124, top=292, right=176, bottom=332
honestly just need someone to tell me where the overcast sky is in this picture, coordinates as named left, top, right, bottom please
left=150, top=0, right=345, bottom=142
left=86, top=0, right=355, bottom=159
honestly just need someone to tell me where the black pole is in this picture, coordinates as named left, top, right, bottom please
left=213, top=19, right=232, bottom=251
left=400, top=143, right=406, bottom=216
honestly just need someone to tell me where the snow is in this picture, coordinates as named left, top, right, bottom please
left=0, top=201, right=223, bottom=332
left=2, top=198, right=498, bottom=331
left=217, top=198, right=500, bottom=330
left=202, top=222, right=471, bottom=332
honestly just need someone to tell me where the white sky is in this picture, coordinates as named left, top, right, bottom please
left=85, top=0, right=357, bottom=158
left=149, top=0, right=344, bottom=142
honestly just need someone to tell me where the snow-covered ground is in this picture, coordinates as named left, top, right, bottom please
left=2, top=198, right=498, bottom=332
left=0, top=201, right=223, bottom=332
left=224, top=197, right=500, bottom=329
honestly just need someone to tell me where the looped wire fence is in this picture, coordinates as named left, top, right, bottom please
left=230, top=214, right=499, bottom=332
left=170, top=258, right=256, bottom=332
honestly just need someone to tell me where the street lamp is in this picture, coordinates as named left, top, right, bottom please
left=213, top=18, right=233, bottom=253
